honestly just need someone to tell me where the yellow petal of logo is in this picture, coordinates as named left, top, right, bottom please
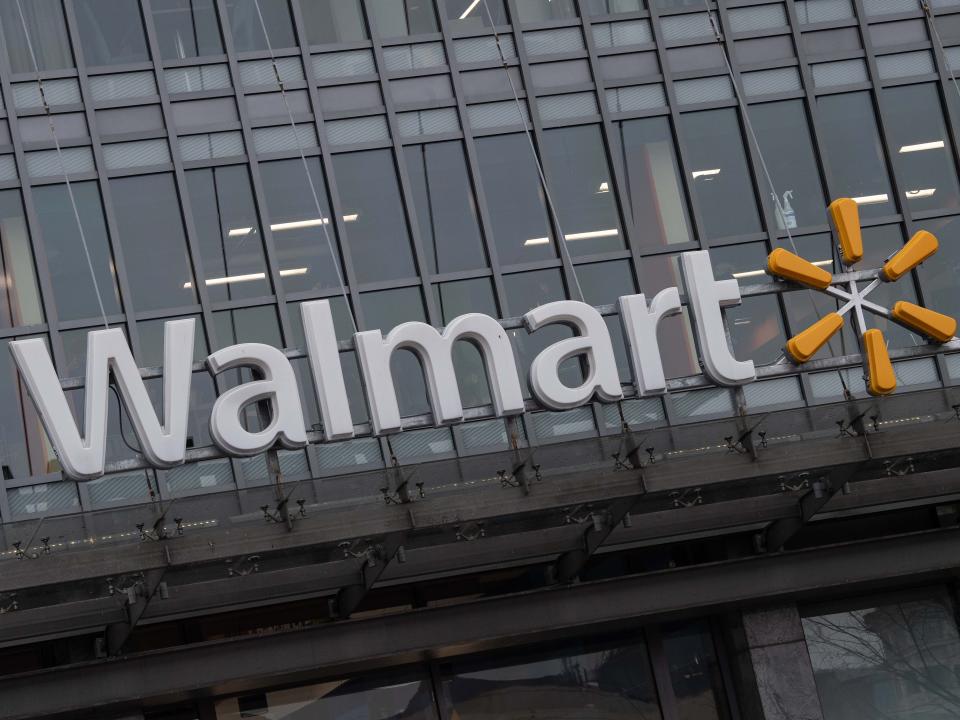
left=766, top=198, right=958, bottom=397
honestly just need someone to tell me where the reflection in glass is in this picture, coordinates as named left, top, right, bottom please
left=442, top=636, right=661, bottom=719
left=33, top=182, right=122, bottom=322
left=583, top=0, right=644, bottom=14
left=476, top=134, right=556, bottom=265
left=405, top=141, right=487, bottom=275
left=514, top=0, right=578, bottom=23
left=882, top=83, right=960, bottom=213
left=503, top=269, right=582, bottom=397
left=616, top=117, right=691, bottom=251
left=447, top=0, right=508, bottom=28
left=751, top=100, right=827, bottom=230
left=74, top=0, right=150, bottom=66
left=817, top=92, right=895, bottom=219
left=110, top=174, right=197, bottom=312
left=215, top=674, right=436, bottom=719
left=186, top=166, right=270, bottom=302
left=332, top=149, right=418, bottom=284
left=151, top=0, right=224, bottom=61
left=0, top=191, right=42, bottom=328
left=0, top=336, right=55, bottom=479
left=680, top=109, right=762, bottom=240
left=434, top=278, right=498, bottom=408
left=661, top=621, right=728, bottom=720
left=224, top=0, right=296, bottom=52
left=542, top=125, right=625, bottom=257
left=803, top=593, right=960, bottom=719
left=260, top=157, right=346, bottom=294
left=300, top=0, right=368, bottom=45
left=0, top=0, right=73, bottom=73
left=360, top=287, right=429, bottom=417
left=639, top=254, right=698, bottom=378
left=369, top=0, right=438, bottom=38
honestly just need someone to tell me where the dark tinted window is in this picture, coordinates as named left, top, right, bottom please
left=151, top=0, right=224, bottom=60
left=0, top=0, right=73, bottom=73
left=74, top=0, right=150, bottom=66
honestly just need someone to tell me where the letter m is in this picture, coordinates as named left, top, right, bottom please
left=9, top=320, right=195, bottom=480
left=355, top=314, right=524, bottom=435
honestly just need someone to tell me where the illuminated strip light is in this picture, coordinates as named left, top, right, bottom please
left=733, top=259, right=832, bottom=279
left=905, top=188, right=936, bottom=199
left=184, top=267, right=308, bottom=288
left=228, top=214, right=359, bottom=237
left=851, top=194, right=889, bottom=205
left=691, top=168, right=721, bottom=179
left=899, top=140, right=944, bottom=153
left=459, top=0, right=481, bottom=18
left=524, top=228, right=620, bottom=246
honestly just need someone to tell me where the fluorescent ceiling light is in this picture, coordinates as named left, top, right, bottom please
left=899, top=140, right=944, bottom=153
left=851, top=194, right=888, bottom=205
left=597, top=181, right=610, bottom=194
left=184, top=267, right=308, bottom=289
left=564, top=229, right=619, bottom=241
left=523, top=229, right=620, bottom=246
left=905, top=188, right=936, bottom=199
left=228, top=215, right=358, bottom=236
left=691, top=168, right=721, bottom=179
left=459, top=0, right=481, bottom=18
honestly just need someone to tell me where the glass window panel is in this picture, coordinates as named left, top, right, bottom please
left=916, top=215, right=960, bottom=323
left=110, top=174, right=197, bottom=312
left=858, top=225, right=921, bottom=349
left=817, top=92, right=896, bottom=219
left=216, top=674, right=436, bottom=720
left=638, top=254, right=698, bottom=378
left=300, top=0, right=368, bottom=45
left=0, top=335, right=55, bottom=479
left=503, top=269, right=583, bottom=397
left=667, top=44, right=725, bottom=73
left=0, top=0, right=73, bottom=73
left=583, top=0, right=644, bottom=14
left=441, top=635, right=661, bottom=720
left=680, top=108, right=762, bottom=240
left=369, top=0, right=439, bottom=38
left=318, top=83, right=383, bottom=113
left=460, top=67, right=523, bottom=100
left=734, top=35, right=795, bottom=64
left=151, top=0, right=223, bottom=60
left=773, top=233, right=860, bottom=357
left=33, top=182, right=122, bottom=322
left=615, top=117, right=691, bottom=251
left=882, top=83, right=960, bottom=212
left=803, top=592, right=960, bottom=719
left=245, top=89, right=310, bottom=120
left=74, top=0, right=150, bottom=66
left=711, top=243, right=787, bottom=365
left=0, top=191, right=42, bottom=328
left=531, top=59, right=592, bottom=89
left=515, top=0, right=578, bottom=23
left=599, top=52, right=659, bottom=81
left=750, top=100, right=827, bottom=231
left=332, top=149, right=417, bottom=284
left=97, top=105, right=165, bottom=136
left=870, top=18, right=927, bottom=47
left=172, top=97, right=238, bottom=129
left=260, top=157, right=347, bottom=293
left=18, top=113, right=87, bottom=144
left=224, top=0, right=295, bottom=52
left=186, top=166, right=270, bottom=302
left=390, top=75, right=454, bottom=104
left=662, top=621, right=729, bottom=720
left=475, top=133, right=556, bottom=266
left=447, top=0, right=508, bottom=28
left=404, top=141, right=486, bottom=275
left=360, top=287, right=430, bottom=417
left=577, top=259, right=635, bottom=382
left=542, top=125, right=625, bottom=257
left=433, top=278, right=498, bottom=408
left=803, top=27, right=861, bottom=55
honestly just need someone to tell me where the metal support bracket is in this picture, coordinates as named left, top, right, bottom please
left=332, top=531, right=406, bottom=619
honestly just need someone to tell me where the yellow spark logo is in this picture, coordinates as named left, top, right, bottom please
left=766, top=198, right=957, bottom=396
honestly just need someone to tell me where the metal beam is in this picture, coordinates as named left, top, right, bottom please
left=553, top=495, right=639, bottom=584
left=4, top=527, right=960, bottom=719
left=333, top=531, right=405, bottom=619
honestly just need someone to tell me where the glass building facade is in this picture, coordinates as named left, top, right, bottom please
left=1, top=2, right=960, bottom=719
